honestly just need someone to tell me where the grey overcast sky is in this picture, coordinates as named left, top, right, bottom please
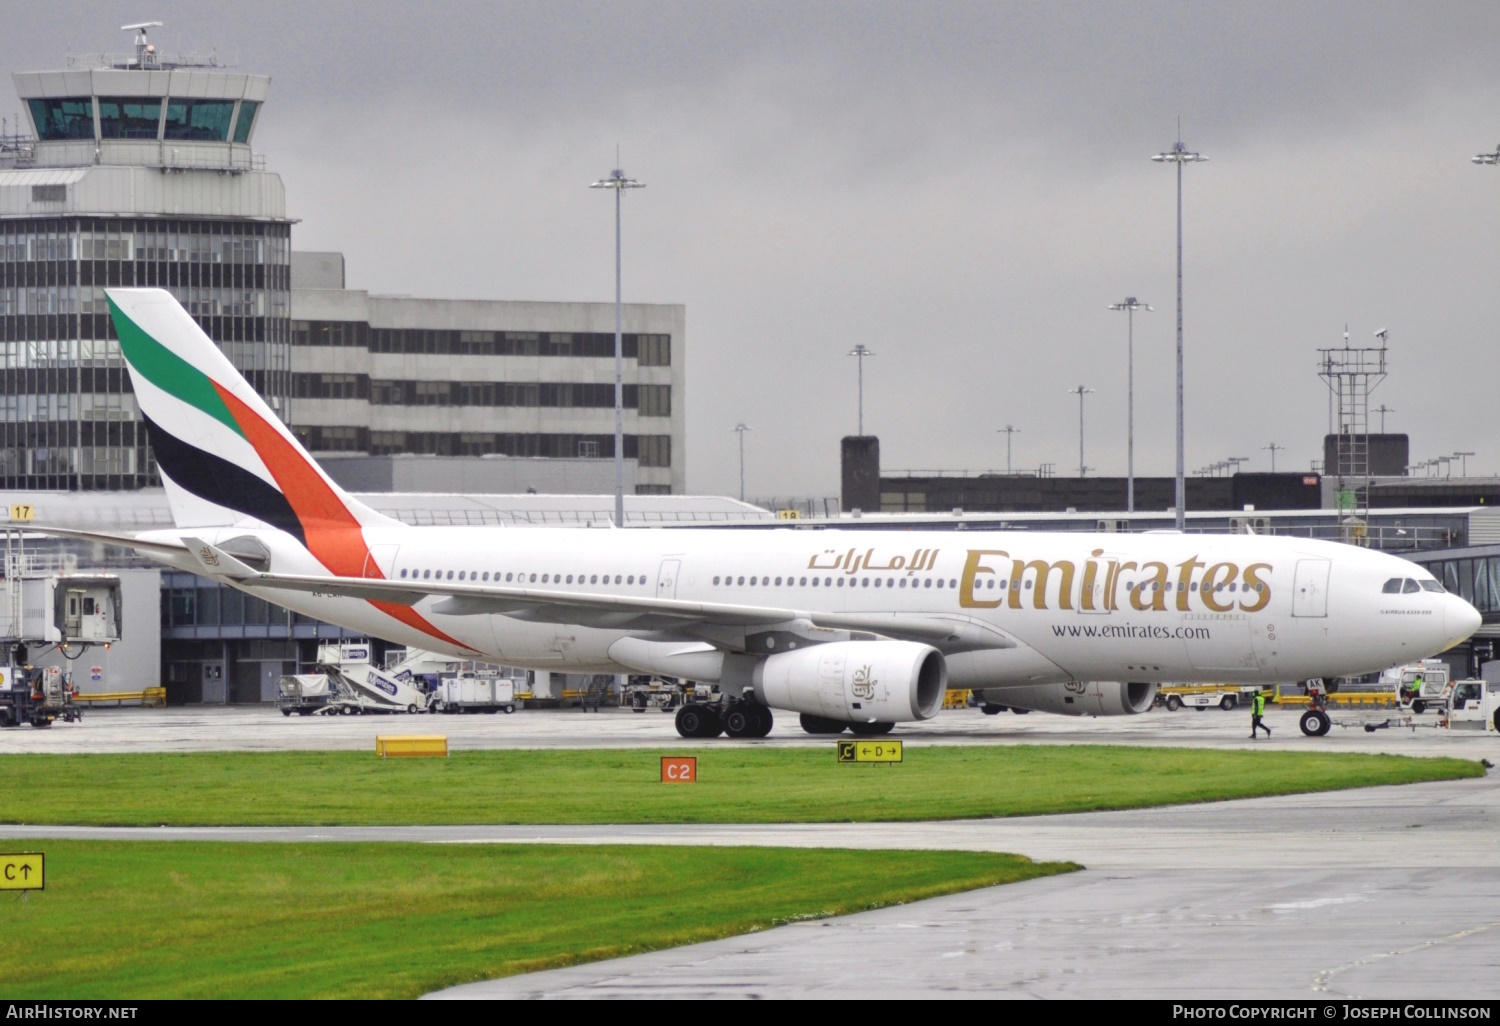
left=6, top=2, right=1500, bottom=500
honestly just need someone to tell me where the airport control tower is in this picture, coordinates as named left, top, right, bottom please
left=0, top=24, right=291, bottom=490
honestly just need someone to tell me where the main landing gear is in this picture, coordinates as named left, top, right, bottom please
left=675, top=700, right=773, bottom=739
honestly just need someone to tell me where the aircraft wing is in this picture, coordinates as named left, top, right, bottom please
left=211, top=557, right=1013, bottom=652
left=20, top=524, right=191, bottom=559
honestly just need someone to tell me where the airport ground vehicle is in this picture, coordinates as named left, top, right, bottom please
left=0, top=663, right=81, bottom=728
left=1382, top=659, right=1453, bottom=713
left=1155, top=684, right=1258, bottom=712
left=1442, top=678, right=1500, bottom=732
left=430, top=672, right=518, bottom=714
left=316, top=643, right=441, bottom=714
left=624, top=676, right=685, bottom=713
left=277, top=673, right=334, bottom=716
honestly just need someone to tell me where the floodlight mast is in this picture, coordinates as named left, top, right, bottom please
left=734, top=423, right=751, bottom=501
left=590, top=164, right=645, bottom=527
left=1152, top=136, right=1208, bottom=530
left=1109, top=298, right=1151, bottom=512
left=1068, top=385, right=1095, bottom=478
left=1263, top=442, right=1284, bottom=472
left=997, top=425, right=1020, bottom=476
left=847, top=344, right=875, bottom=436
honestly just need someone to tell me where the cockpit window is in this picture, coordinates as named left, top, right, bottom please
left=1382, top=578, right=1403, bottom=594
left=1402, top=578, right=1422, bottom=594
left=1418, top=580, right=1446, bottom=593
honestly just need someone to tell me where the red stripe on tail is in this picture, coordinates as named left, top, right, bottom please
left=213, top=382, right=473, bottom=651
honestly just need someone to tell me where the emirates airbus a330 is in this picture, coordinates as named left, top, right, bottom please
left=40, top=290, right=1481, bottom=738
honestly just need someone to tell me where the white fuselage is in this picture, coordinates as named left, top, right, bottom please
left=148, top=524, right=1478, bottom=690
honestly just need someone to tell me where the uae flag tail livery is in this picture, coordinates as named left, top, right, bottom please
left=106, top=288, right=393, bottom=554
left=104, top=288, right=466, bottom=650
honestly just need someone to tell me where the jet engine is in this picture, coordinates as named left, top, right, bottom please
left=981, top=680, right=1156, bottom=717
left=754, top=640, right=947, bottom=723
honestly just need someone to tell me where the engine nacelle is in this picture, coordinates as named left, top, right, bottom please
left=754, top=641, right=947, bottom=723
left=982, top=681, right=1156, bottom=717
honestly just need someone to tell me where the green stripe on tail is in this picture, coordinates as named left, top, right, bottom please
left=106, top=294, right=244, bottom=438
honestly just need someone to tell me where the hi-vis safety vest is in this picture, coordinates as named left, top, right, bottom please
left=1252, top=693, right=1266, bottom=716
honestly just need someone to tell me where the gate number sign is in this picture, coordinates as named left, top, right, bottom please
left=0, top=853, right=43, bottom=891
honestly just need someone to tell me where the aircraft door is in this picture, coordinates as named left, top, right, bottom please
left=657, top=559, right=681, bottom=600
left=363, top=545, right=400, bottom=579
left=1291, top=559, right=1331, bottom=618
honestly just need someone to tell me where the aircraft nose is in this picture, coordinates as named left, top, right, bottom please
left=1447, top=595, right=1482, bottom=643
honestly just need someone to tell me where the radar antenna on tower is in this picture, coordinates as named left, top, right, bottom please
left=120, top=21, right=163, bottom=69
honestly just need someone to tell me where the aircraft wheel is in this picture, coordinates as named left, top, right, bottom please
left=675, top=703, right=721, bottom=739
left=1299, top=710, right=1331, bottom=737
left=980, top=703, right=1004, bottom=715
left=850, top=721, right=895, bottom=736
left=722, top=702, right=755, bottom=738
left=799, top=713, right=847, bottom=735
left=1166, top=696, right=1182, bottom=711
left=751, top=704, right=774, bottom=737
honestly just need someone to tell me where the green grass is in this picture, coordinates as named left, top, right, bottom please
left=0, top=746, right=1481, bottom=826
left=0, top=841, right=1067, bottom=999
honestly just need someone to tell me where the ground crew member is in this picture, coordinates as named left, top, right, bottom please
left=1250, top=690, right=1271, bottom=739
left=1407, top=673, right=1424, bottom=704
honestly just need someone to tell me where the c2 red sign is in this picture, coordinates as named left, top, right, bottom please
left=660, top=756, right=697, bottom=783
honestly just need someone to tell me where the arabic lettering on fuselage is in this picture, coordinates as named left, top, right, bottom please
left=807, top=547, right=940, bottom=574
left=806, top=547, right=1273, bottom=614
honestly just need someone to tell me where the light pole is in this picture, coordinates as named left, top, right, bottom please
left=847, top=344, right=875, bottom=436
left=1454, top=451, right=1475, bottom=477
left=590, top=163, right=645, bottom=528
left=1108, top=298, right=1151, bottom=512
left=734, top=423, right=751, bottom=501
left=1225, top=456, right=1250, bottom=477
left=997, top=425, right=1020, bottom=476
left=1263, top=442, right=1284, bottom=472
left=1153, top=135, right=1209, bottom=529
left=1068, top=385, right=1095, bottom=478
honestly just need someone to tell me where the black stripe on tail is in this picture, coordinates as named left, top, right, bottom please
left=142, top=414, right=307, bottom=546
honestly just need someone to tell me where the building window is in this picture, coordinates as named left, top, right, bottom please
left=638, top=435, right=672, bottom=468
left=232, top=101, right=260, bottom=144
left=163, top=99, right=236, bottom=141
left=97, top=98, right=162, bottom=140
left=28, top=98, right=94, bottom=141
left=637, top=384, right=671, bottom=417
left=638, top=334, right=671, bottom=366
